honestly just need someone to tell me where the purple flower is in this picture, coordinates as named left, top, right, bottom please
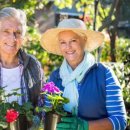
left=41, top=82, right=60, bottom=94
left=39, top=81, right=69, bottom=116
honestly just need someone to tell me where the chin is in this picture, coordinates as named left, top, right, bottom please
left=66, top=58, right=75, bottom=63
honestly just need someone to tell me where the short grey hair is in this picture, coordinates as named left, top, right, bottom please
left=0, top=7, right=27, bottom=36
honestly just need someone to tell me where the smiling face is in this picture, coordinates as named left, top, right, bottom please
left=0, top=17, right=23, bottom=57
left=58, top=30, right=86, bottom=69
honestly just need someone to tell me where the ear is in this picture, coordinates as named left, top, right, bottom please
left=81, top=36, right=87, bottom=48
left=21, top=37, right=26, bottom=45
left=84, top=36, right=87, bottom=42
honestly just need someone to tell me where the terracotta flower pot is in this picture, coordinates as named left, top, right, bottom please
left=44, top=112, right=61, bottom=130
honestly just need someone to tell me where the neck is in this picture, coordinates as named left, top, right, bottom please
left=68, top=56, right=84, bottom=70
left=0, top=54, right=19, bottom=68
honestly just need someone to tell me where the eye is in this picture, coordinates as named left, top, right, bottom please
left=70, top=39, right=77, bottom=43
left=71, top=39, right=77, bottom=42
left=16, top=31, right=22, bottom=36
left=14, top=31, right=22, bottom=38
left=3, top=30, right=10, bottom=34
left=60, top=41, right=66, bottom=44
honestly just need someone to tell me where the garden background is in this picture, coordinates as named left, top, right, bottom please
left=0, top=0, right=130, bottom=129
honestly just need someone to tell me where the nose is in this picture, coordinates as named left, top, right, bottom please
left=13, top=32, right=17, bottom=39
left=10, top=32, right=17, bottom=42
left=66, top=42, right=71, bottom=49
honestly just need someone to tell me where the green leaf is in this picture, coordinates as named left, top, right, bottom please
left=26, top=111, right=33, bottom=121
left=0, top=121, right=8, bottom=129
left=43, top=106, right=53, bottom=112
left=22, top=102, right=33, bottom=111
left=11, top=88, right=21, bottom=92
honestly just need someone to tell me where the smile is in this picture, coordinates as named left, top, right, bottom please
left=66, top=51, right=75, bottom=54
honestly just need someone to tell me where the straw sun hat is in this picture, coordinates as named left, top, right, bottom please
left=40, top=18, right=104, bottom=55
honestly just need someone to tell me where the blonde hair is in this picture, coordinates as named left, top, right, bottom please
left=0, top=7, right=27, bottom=36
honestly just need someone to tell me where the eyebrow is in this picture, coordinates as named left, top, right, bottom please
left=59, top=39, right=65, bottom=42
left=1, top=29, right=10, bottom=32
left=2, top=28, right=10, bottom=30
left=59, top=36, right=78, bottom=41
left=2, top=28, right=21, bottom=32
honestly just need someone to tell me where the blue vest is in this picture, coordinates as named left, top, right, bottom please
left=49, top=63, right=108, bottom=121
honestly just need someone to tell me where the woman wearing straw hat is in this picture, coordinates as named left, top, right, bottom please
left=40, top=18, right=126, bottom=130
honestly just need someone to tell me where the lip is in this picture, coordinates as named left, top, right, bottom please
left=66, top=51, right=75, bottom=54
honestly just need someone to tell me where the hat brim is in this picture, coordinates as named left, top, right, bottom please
left=40, top=28, right=104, bottom=55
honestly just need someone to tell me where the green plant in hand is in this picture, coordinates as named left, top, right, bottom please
left=36, top=82, right=69, bottom=116
left=0, top=86, right=34, bottom=129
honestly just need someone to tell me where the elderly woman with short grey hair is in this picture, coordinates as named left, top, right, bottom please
left=0, top=7, right=43, bottom=110
left=41, top=18, right=127, bottom=130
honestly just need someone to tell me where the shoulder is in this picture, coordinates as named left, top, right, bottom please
left=49, top=68, right=63, bottom=90
left=19, top=49, right=43, bottom=76
left=97, top=62, right=120, bottom=86
left=95, top=62, right=115, bottom=75
left=91, top=63, right=108, bottom=75
left=96, top=62, right=118, bottom=79
left=96, top=62, right=108, bottom=70
left=50, top=68, right=60, bottom=79
left=48, top=68, right=60, bottom=82
left=25, top=52, right=42, bottom=68
left=30, top=55, right=41, bottom=65
left=28, top=54, right=43, bottom=77
left=19, top=49, right=41, bottom=66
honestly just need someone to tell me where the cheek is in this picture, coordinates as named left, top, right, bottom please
left=15, top=41, right=22, bottom=50
left=59, top=45, right=65, bottom=53
left=0, top=37, right=6, bottom=45
left=17, top=39, right=23, bottom=46
left=60, top=49, right=65, bottom=56
left=75, top=45, right=84, bottom=56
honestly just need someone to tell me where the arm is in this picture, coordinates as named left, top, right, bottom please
left=89, top=68, right=127, bottom=130
left=88, top=118, right=112, bottom=130
left=105, top=68, right=127, bottom=130
left=57, top=67, right=127, bottom=130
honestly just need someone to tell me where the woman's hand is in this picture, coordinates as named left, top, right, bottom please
left=56, top=116, right=88, bottom=130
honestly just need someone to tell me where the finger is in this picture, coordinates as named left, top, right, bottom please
left=61, top=117, right=77, bottom=123
left=57, top=123, right=76, bottom=129
left=57, top=128, right=74, bottom=130
left=72, top=107, right=77, bottom=116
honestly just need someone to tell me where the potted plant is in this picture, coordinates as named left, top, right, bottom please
left=36, top=82, right=69, bottom=130
left=0, top=87, right=34, bottom=130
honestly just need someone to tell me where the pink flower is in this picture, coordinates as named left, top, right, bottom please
left=5, top=109, right=19, bottom=123
left=41, top=82, right=60, bottom=94
left=39, top=82, right=69, bottom=115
